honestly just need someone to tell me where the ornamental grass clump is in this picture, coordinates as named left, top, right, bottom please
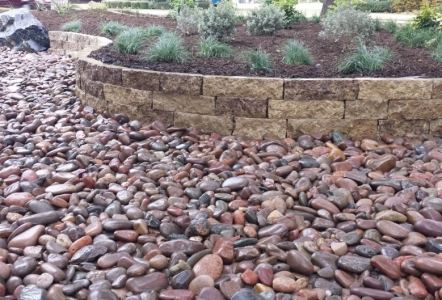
left=146, top=25, right=166, bottom=37
left=114, top=27, right=148, bottom=54
left=337, top=43, right=393, bottom=74
left=147, top=32, right=188, bottom=63
left=394, top=23, right=437, bottom=47
left=245, top=4, right=285, bottom=35
left=319, top=5, right=376, bottom=49
left=198, top=0, right=237, bottom=41
left=61, top=20, right=82, bottom=32
left=282, top=39, right=314, bottom=65
left=199, top=37, right=234, bottom=58
left=384, top=20, right=398, bottom=33
left=100, top=21, right=128, bottom=36
left=247, top=46, right=272, bottom=72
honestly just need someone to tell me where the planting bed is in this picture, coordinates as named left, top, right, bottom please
left=33, top=9, right=442, bottom=78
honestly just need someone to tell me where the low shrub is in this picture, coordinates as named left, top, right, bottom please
left=199, top=37, right=234, bottom=57
left=198, top=1, right=237, bottom=41
left=310, top=15, right=321, bottom=23
left=272, top=0, right=299, bottom=27
left=101, top=21, right=128, bottom=36
left=337, top=43, right=393, bottom=74
left=384, top=20, right=398, bottom=33
left=114, top=27, right=148, bottom=54
left=147, top=32, right=188, bottom=63
left=246, top=4, right=285, bottom=35
left=139, top=2, right=149, bottom=9
left=247, top=46, right=272, bottom=72
left=319, top=5, right=376, bottom=49
left=146, top=25, right=166, bottom=37
left=88, top=1, right=107, bottom=10
left=282, top=39, right=314, bottom=65
left=431, top=39, right=442, bottom=60
left=374, top=18, right=382, bottom=31
left=176, top=4, right=201, bottom=35
left=61, top=19, right=82, bottom=32
left=390, top=0, right=442, bottom=12
left=412, top=5, right=442, bottom=29
left=394, top=23, right=437, bottom=47
left=131, top=2, right=141, bottom=9
left=171, top=0, right=195, bottom=13
left=354, top=0, right=392, bottom=12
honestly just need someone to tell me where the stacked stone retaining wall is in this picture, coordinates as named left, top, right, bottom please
left=49, top=31, right=442, bottom=139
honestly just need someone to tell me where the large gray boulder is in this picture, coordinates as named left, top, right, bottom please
left=0, top=8, right=49, bottom=52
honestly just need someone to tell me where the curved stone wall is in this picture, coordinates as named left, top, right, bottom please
left=49, top=31, right=442, bottom=139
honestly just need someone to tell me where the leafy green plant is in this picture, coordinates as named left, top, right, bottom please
left=139, top=2, right=150, bottom=9
left=146, top=25, right=166, bottom=37
left=88, top=1, right=107, bottom=9
left=389, top=0, right=441, bottom=12
left=247, top=46, right=272, bottom=72
left=282, top=39, right=314, bottom=65
left=431, top=39, right=442, bottom=60
left=101, top=21, right=128, bottom=36
left=319, top=5, right=376, bottom=49
left=384, top=20, right=398, bottom=33
left=171, top=0, right=195, bottom=16
left=114, top=27, right=148, bottom=54
left=198, top=1, right=237, bottom=41
left=310, top=15, right=321, bottom=23
left=176, top=4, right=201, bottom=35
left=412, top=4, right=442, bottom=29
left=246, top=4, right=285, bottom=35
left=374, top=18, right=382, bottom=31
left=394, top=23, right=437, bottom=47
left=337, top=43, right=393, bottom=74
left=272, top=0, right=299, bottom=27
left=354, top=0, right=392, bottom=12
left=147, top=32, right=188, bottom=63
left=61, top=19, right=82, bottom=32
left=199, top=37, right=234, bottom=57
left=53, top=2, right=74, bottom=16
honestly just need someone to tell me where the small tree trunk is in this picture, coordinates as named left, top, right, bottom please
left=320, top=0, right=335, bottom=16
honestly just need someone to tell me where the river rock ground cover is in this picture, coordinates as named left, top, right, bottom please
left=32, top=9, right=442, bottom=78
left=3, top=46, right=442, bottom=300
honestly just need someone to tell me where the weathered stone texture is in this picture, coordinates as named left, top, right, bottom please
left=269, top=100, right=344, bottom=119
left=103, top=84, right=152, bottom=107
left=358, top=79, right=432, bottom=100
left=215, top=97, right=267, bottom=118
left=140, top=109, right=174, bottom=125
left=233, top=118, right=286, bottom=139
left=287, top=119, right=378, bottom=139
left=84, top=94, right=107, bottom=112
left=152, top=92, right=214, bottom=115
left=122, top=69, right=160, bottom=91
left=345, top=100, right=388, bottom=119
left=160, top=73, right=202, bottom=95
left=378, top=120, right=430, bottom=136
left=175, top=113, right=234, bottom=136
left=96, top=65, right=122, bottom=86
left=84, top=80, right=104, bottom=99
left=388, top=100, right=442, bottom=120
left=430, top=119, right=442, bottom=136
left=203, top=76, right=283, bottom=99
left=284, top=79, right=358, bottom=101
left=108, top=103, right=143, bottom=120
left=432, top=80, right=442, bottom=99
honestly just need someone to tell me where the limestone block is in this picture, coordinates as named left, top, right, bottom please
left=432, top=79, right=442, bottom=99
left=430, top=119, right=442, bottom=136
left=96, top=65, right=123, bottom=86
left=122, top=69, right=160, bottom=91
left=345, top=100, right=388, bottom=119
left=287, top=119, right=378, bottom=139
left=140, top=108, right=174, bottom=125
left=378, top=120, right=430, bottom=136
left=174, top=113, right=234, bottom=136
left=84, top=80, right=104, bottom=99
left=358, top=79, right=432, bottom=100
left=152, top=92, right=214, bottom=115
left=268, top=100, right=344, bottom=119
left=215, top=97, right=267, bottom=118
left=203, top=76, right=283, bottom=99
left=233, top=118, right=287, bottom=139
left=103, top=84, right=152, bottom=106
left=159, top=73, right=202, bottom=95
left=108, top=102, right=150, bottom=121
left=284, top=79, right=358, bottom=101
left=388, top=100, right=442, bottom=119
left=84, top=94, right=107, bottom=112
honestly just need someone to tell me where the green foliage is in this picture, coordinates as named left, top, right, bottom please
left=329, top=0, right=361, bottom=11
left=374, top=18, right=382, bottom=31
left=176, top=4, right=201, bottom=35
left=101, top=21, right=128, bottom=36
left=114, top=27, right=148, bottom=54
left=272, top=0, right=301, bottom=27
left=139, top=2, right=150, bottom=9
left=247, top=46, right=272, bottom=72
left=319, top=5, right=376, bottom=49
left=282, top=39, right=314, bottom=65
left=337, top=43, right=393, bottom=74
left=246, top=4, right=285, bottom=35
left=61, top=19, right=82, bottom=32
left=412, top=4, right=442, bottom=29
left=198, top=1, right=237, bottom=41
left=171, top=0, right=195, bottom=15
left=131, top=2, right=141, bottom=9
left=431, top=39, right=442, bottom=60
left=88, top=1, right=107, bottom=9
left=394, top=23, right=438, bottom=46
left=354, top=0, right=392, bottom=12
left=310, top=15, right=321, bottom=23
left=53, top=2, right=74, bottom=16
left=146, top=25, right=166, bottom=37
left=147, top=32, right=188, bottom=63
left=384, top=20, right=398, bottom=33
left=199, top=37, right=234, bottom=57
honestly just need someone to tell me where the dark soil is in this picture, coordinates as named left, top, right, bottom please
left=33, top=9, right=442, bottom=78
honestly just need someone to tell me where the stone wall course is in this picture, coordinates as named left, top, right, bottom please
left=388, top=99, right=442, bottom=120
left=159, top=73, right=202, bottom=95
left=284, top=79, right=358, bottom=101
left=215, top=97, right=267, bottom=118
left=378, top=120, right=430, bottom=136
left=175, top=113, right=234, bottom=136
left=152, top=92, right=214, bottom=115
left=358, top=79, right=433, bottom=100
left=345, top=100, right=388, bottom=119
left=233, top=118, right=286, bottom=139
left=269, top=100, right=344, bottom=119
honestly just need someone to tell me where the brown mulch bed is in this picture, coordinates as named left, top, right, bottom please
left=33, top=9, right=442, bottom=78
